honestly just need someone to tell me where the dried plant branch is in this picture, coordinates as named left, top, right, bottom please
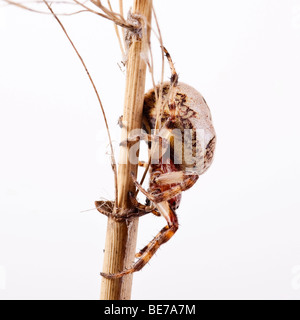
left=153, top=7, right=165, bottom=131
left=107, top=0, right=125, bottom=57
left=119, top=0, right=125, bottom=44
left=138, top=7, right=165, bottom=189
left=41, top=0, right=118, bottom=203
left=2, top=0, right=51, bottom=14
left=72, top=0, right=112, bottom=18
left=89, top=0, right=133, bottom=30
left=137, top=45, right=157, bottom=189
left=118, top=0, right=123, bottom=18
left=148, top=46, right=158, bottom=102
left=2, top=0, right=97, bottom=16
left=3, top=0, right=136, bottom=29
left=15, top=0, right=84, bottom=6
left=91, top=0, right=123, bottom=20
left=3, top=0, right=152, bottom=35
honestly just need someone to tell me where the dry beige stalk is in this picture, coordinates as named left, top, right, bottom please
left=107, top=0, right=125, bottom=57
left=100, top=0, right=152, bottom=300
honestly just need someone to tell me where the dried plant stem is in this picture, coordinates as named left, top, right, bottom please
left=107, top=0, right=125, bottom=57
left=119, top=0, right=125, bottom=46
left=100, top=0, right=152, bottom=300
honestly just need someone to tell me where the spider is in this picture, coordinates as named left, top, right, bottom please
left=96, top=48, right=216, bottom=279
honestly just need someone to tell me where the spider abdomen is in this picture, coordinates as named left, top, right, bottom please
left=143, top=81, right=216, bottom=177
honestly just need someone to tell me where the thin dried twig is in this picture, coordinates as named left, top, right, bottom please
left=41, top=0, right=118, bottom=203
left=118, top=0, right=123, bottom=18
left=138, top=7, right=166, bottom=189
left=3, top=0, right=155, bottom=35
left=89, top=0, right=133, bottom=30
left=107, top=0, right=125, bottom=57
left=153, top=7, right=165, bottom=131
left=118, top=0, right=125, bottom=44
left=15, top=0, right=85, bottom=6
left=2, top=0, right=96, bottom=16
left=3, top=0, right=136, bottom=29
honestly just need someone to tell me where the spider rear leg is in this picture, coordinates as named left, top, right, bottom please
left=101, top=201, right=178, bottom=279
left=128, top=192, right=162, bottom=258
left=135, top=226, right=169, bottom=258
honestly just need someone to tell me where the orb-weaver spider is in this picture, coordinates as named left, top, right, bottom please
left=96, top=48, right=216, bottom=279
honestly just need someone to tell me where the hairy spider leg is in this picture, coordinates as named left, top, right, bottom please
left=135, top=226, right=169, bottom=258
left=162, top=47, right=180, bottom=118
left=100, top=201, right=178, bottom=279
left=95, top=200, right=155, bottom=221
left=94, top=200, right=114, bottom=218
left=131, top=171, right=198, bottom=204
left=129, top=192, right=160, bottom=217
left=163, top=47, right=178, bottom=87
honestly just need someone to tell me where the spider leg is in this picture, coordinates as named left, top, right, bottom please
left=131, top=171, right=198, bottom=203
left=152, top=174, right=198, bottom=203
left=162, top=47, right=180, bottom=118
left=95, top=200, right=152, bottom=221
left=130, top=172, right=156, bottom=201
left=119, top=132, right=168, bottom=150
left=101, top=201, right=178, bottom=279
left=129, top=192, right=160, bottom=217
left=95, top=200, right=115, bottom=218
left=163, top=47, right=178, bottom=86
left=135, top=226, right=169, bottom=258
left=119, top=132, right=150, bottom=147
left=129, top=192, right=162, bottom=258
left=153, top=171, right=184, bottom=185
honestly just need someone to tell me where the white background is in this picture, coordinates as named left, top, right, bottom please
left=0, top=0, right=300, bottom=300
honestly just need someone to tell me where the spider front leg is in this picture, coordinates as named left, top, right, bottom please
left=95, top=199, right=156, bottom=221
left=95, top=200, right=115, bottom=218
left=129, top=192, right=160, bottom=217
left=100, top=201, right=178, bottom=279
left=163, top=46, right=178, bottom=87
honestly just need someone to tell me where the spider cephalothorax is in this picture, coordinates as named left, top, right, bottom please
left=97, top=48, right=216, bottom=279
